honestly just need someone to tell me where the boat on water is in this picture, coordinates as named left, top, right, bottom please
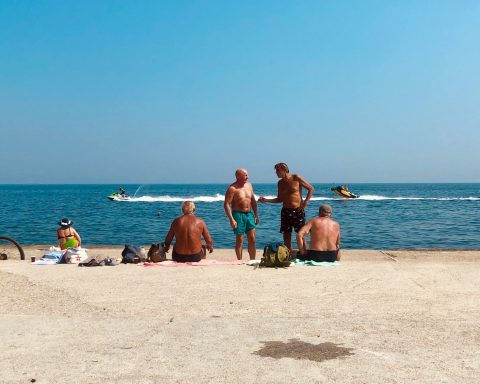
left=107, top=193, right=131, bottom=201
left=331, top=185, right=359, bottom=199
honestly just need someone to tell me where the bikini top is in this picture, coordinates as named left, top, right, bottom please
left=57, top=227, right=74, bottom=240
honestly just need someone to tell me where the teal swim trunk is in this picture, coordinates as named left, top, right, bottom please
left=232, top=211, right=256, bottom=235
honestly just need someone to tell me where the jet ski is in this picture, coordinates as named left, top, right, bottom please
left=107, top=193, right=131, bottom=201
left=331, top=186, right=359, bottom=199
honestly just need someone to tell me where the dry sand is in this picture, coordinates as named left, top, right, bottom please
left=1, top=247, right=480, bottom=383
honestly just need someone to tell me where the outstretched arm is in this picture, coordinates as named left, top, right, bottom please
left=258, top=196, right=281, bottom=203
left=258, top=181, right=281, bottom=203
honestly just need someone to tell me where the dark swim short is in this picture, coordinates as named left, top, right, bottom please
left=297, top=250, right=338, bottom=262
left=280, top=207, right=306, bottom=233
left=172, top=249, right=204, bottom=263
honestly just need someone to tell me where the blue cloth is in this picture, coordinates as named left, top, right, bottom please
left=265, top=242, right=283, bottom=252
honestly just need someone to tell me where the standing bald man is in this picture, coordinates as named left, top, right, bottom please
left=224, top=168, right=259, bottom=260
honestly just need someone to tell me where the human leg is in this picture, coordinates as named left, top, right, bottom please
left=246, top=229, right=256, bottom=260
left=235, top=234, right=244, bottom=260
left=283, top=231, right=292, bottom=252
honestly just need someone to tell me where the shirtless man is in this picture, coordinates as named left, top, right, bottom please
left=296, top=204, right=341, bottom=262
left=258, top=163, right=314, bottom=252
left=164, top=201, right=213, bottom=262
left=224, top=168, right=259, bottom=260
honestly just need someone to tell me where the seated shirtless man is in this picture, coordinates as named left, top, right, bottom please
left=164, top=201, right=213, bottom=262
left=296, top=204, right=341, bottom=262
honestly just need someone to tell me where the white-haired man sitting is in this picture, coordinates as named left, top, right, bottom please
left=164, top=201, right=213, bottom=262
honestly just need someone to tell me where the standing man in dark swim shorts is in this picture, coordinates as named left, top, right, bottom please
left=296, top=204, right=341, bottom=262
left=258, top=163, right=314, bottom=252
left=224, top=168, right=259, bottom=260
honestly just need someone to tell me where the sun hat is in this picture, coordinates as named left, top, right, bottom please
left=58, top=218, right=73, bottom=227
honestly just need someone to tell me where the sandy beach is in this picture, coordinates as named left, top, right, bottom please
left=1, top=247, right=479, bottom=383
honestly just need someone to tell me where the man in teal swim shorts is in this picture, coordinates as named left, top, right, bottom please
left=224, top=168, right=259, bottom=260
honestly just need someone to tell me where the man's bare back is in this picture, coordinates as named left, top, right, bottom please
left=168, top=215, right=209, bottom=254
left=165, top=202, right=213, bottom=256
left=304, top=217, right=340, bottom=251
left=296, top=204, right=341, bottom=260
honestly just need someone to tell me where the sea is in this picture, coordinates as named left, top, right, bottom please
left=0, top=183, right=479, bottom=249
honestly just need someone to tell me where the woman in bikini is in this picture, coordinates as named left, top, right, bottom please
left=57, top=218, right=82, bottom=250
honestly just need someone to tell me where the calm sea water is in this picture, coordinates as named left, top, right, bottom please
left=0, top=184, right=479, bottom=249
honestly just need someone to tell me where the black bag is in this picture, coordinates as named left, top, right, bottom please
left=147, top=243, right=167, bottom=262
left=121, top=245, right=144, bottom=264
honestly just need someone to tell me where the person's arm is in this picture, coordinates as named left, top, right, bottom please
left=251, top=188, right=259, bottom=224
left=224, top=187, right=237, bottom=229
left=296, top=221, right=312, bottom=254
left=258, top=196, right=281, bottom=203
left=202, top=221, right=214, bottom=253
left=57, top=229, right=64, bottom=247
left=336, top=224, right=341, bottom=260
left=73, top=228, right=82, bottom=247
left=296, top=175, right=314, bottom=209
left=164, top=222, right=175, bottom=252
left=258, top=181, right=281, bottom=203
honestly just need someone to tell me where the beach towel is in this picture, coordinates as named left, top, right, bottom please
left=143, top=259, right=244, bottom=267
left=33, top=251, right=64, bottom=265
left=293, top=259, right=340, bottom=267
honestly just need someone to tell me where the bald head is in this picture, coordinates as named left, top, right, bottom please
left=235, top=168, right=249, bottom=183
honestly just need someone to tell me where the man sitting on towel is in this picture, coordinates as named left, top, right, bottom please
left=164, top=201, right=214, bottom=262
left=296, top=204, right=341, bottom=262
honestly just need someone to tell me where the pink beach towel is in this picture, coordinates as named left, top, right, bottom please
left=143, top=259, right=245, bottom=267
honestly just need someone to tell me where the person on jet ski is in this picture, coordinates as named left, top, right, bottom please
left=119, top=187, right=126, bottom=197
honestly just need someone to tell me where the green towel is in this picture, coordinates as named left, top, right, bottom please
left=293, top=259, right=339, bottom=266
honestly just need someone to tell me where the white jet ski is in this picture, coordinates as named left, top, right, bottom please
left=107, top=193, right=131, bottom=201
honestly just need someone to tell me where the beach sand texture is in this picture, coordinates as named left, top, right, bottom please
left=1, top=247, right=480, bottom=383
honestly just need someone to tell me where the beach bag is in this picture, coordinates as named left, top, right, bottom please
left=121, top=245, right=145, bottom=264
left=260, top=243, right=292, bottom=268
left=147, top=243, right=167, bottom=262
left=62, top=248, right=89, bottom=264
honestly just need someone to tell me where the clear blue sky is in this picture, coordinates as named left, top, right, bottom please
left=1, top=1, right=479, bottom=183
